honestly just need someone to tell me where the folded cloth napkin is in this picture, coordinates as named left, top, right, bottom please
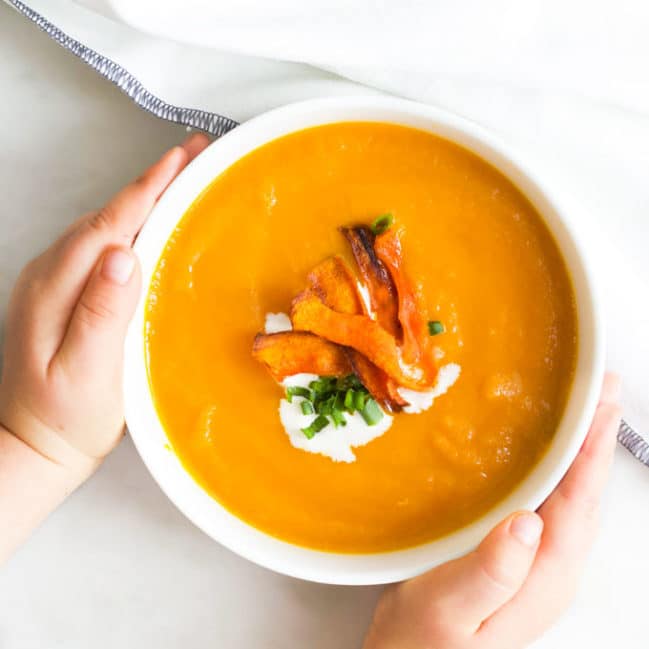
left=6, top=0, right=649, bottom=444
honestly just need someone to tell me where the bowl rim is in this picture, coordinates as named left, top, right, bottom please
left=124, top=95, right=605, bottom=585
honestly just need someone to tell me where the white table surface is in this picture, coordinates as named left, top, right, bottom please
left=1, top=5, right=648, bottom=648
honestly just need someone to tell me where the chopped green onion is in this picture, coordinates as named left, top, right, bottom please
left=337, top=374, right=363, bottom=391
left=360, top=398, right=384, bottom=426
left=331, top=409, right=346, bottom=428
left=301, top=415, right=329, bottom=439
left=309, top=376, right=337, bottom=393
left=371, top=213, right=394, bottom=235
left=353, top=390, right=367, bottom=412
left=317, top=396, right=335, bottom=416
left=300, top=400, right=315, bottom=415
left=286, top=386, right=312, bottom=402
left=427, top=320, right=444, bottom=336
left=292, top=373, right=382, bottom=438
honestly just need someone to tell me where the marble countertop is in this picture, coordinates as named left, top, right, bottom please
left=1, top=5, right=648, bottom=648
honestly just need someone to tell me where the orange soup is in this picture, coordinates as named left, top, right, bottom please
left=145, top=123, right=577, bottom=553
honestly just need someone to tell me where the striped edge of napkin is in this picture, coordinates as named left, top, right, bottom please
left=618, top=420, right=649, bottom=466
left=7, top=0, right=239, bottom=136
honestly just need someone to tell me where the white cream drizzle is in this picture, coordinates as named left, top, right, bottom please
left=264, top=312, right=292, bottom=334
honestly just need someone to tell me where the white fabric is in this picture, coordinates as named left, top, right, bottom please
left=8, top=0, right=649, bottom=431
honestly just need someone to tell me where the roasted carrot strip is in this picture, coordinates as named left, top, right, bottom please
left=340, top=226, right=401, bottom=337
left=307, top=255, right=365, bottom=315
left=291, top=291, right=431, bottom=390
left=307, top=255, right=405, bottom=410
left=375, top=226, right=436, bottom=378
left=252, top=331, right=352, bottom=381
left=346, top=350, right=407, bottom=412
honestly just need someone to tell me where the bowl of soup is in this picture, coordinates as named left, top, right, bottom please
left=124, top=97, right=604, bottom=585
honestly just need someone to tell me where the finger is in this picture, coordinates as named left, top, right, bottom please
left=542, top=373, right=622, bottom=534
left=55, top=133, right=210, bottom=244
left=180, top=131, right=211, bottom=162
left=55, top=247, right=141, bottom=386
left=598, top=371, right=621, bottom=405
left=477, top=373, right=622, bottom=646
left=71, top=133, right=209, bottom=250
left=399, top=511, right=543, bottom=634
left=18, top=135, right=209, bottom=363
left=83, top=140, right=191, bottom=244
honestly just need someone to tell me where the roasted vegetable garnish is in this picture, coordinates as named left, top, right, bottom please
left=308, top=253, right=404, bottom=411
left=375, top=226, right=436, bottom=378
left=253, top=216, right=438, bottom=421
left=346, top=350, right=407, bottom=412
left=252, top=331, right=352, bottom=381
left=290, top=291, right=432, bottom=391
left=340, top=226, right=401, bottom=337
left=307, top=255, right=364, bottom=315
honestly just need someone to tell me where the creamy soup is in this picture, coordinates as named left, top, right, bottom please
left=145, top=122, right=577, bottom=553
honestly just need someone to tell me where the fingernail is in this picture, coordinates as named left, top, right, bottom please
left=101, top=249, right=135, bottom=286
left=510, top=513, right=543, bottom=547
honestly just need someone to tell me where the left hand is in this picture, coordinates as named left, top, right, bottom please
left=363, top=373, right=622, bottom=649
left=0, top=133, right=210, bottom=477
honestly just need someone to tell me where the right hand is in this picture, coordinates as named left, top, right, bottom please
left=363, top=373, right=621, bottom=649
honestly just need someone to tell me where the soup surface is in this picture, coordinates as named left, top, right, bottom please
left=145, top=122, right=577, bottom=553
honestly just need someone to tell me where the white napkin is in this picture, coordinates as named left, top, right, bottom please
left=6, top=0, right=649, bottom=433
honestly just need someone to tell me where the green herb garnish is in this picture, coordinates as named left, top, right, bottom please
left=360, top=398, right=384, bottom=425
left=286, top=386, right=312, bottom=402
left=309, top=376, right=337, bottom=394
left=427, top=320, right=444, bottom=336
left=343, top=389, right=355, bottom=412
left=300, top=400, right=315, bottom=415
left=301, top=415, right=329, bottom=439
left=353, top=390, right=367, bottom=412
left=288, top=374, right=384, bottom=439
left=331, top=409, right=347, bottom=428
left=317, top=395, right=335, bottom=416
left=371, top=213, right=394, bottom=235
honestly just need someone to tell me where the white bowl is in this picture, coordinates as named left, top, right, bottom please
left=124, top=96, right=605, bottom=585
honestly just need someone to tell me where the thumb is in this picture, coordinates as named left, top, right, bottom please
left=58, top=247, right=141, bottom=378
left=406, top=512, right=543, bottom=633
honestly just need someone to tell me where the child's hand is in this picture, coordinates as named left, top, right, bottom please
left=363, top=373, right=621, bottom=649
left=0, top=134, right=210, bottom=477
